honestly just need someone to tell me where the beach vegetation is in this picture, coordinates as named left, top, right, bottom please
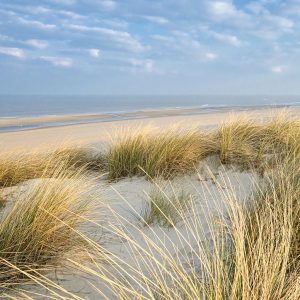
left=0, top=145, right=104, bottom=188
left=141, top=184, right=193, bottom=227
left=107, top=128, right=215, bottom=180
left=216, top=117, right=266, bottom=167
left=0, top=164, right=92, bottom=290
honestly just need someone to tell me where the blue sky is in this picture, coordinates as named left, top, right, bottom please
left=0, top=0, right=300, bottom=95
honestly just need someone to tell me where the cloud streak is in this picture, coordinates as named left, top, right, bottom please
left=0, top=47, right=25, bottom=58
left=25, top=39, right=48, bottom=49
left=17, top=17, right=57, bottom=30
left=40, top=56, right=73, bottom=67
left=202, top=27, right=244, bottom=47
left=98, top=0, right=116, bottom=10
left=271, top=65, right=286, bottom=74
left=88, top=48, right=100, bottom=58
left=129, top=58, right=154, bottom=72
left=143, top=16, right=169, bottom=25
left=66, top=24, right=146, bottom=52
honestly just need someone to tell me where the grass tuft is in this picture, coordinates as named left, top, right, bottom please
left=0, top=163, right=92, bottom=290
left=216, top=116, right=266, bottom=168
left=53, top=145, right=106, bottom=171
left=0, top=145, right=105, bottom=188
left=107, top=128, right=215, bottom=180
left=141, top=184, right=193, bottom=227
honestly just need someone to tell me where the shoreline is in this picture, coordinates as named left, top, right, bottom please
left=0, top=104, right=291, bottom=133
left=0, top=106, right=299, bottom=153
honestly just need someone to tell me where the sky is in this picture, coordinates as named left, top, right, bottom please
left=0, top=0, right=300, bottom=95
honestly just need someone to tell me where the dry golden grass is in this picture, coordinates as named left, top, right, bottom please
left=0, top=163, right=92, bottom=290
left=0, top=145, right=104, bottom=188
left=0, top=151, right=52, bottom=188
left=53, top=145, right=105, bottom=171
left=107, top=113, right=300, bottom=181
left=215, top=116, right=267, bottom=167
left=107, top=128, right=215, bottom=180
left=250, top=156, right=300, bottom=267
left=264, top=112, right=300, bottom=157
left=141, top=183, right=193, bottom=227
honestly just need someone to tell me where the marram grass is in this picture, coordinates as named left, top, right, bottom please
left=141, top=183, right=193, bottom=227
left=107, top=113, right=300, bottom=180
left=107, top=127, right=216, bottom=180
left=216, top=116, right=266, bottom=167
left=0, top=145, right=104, bottom=188
left=0, top=163, right=92, bottom=290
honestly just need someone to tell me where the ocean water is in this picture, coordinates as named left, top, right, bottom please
left=0, top=95, right=299, bottom=118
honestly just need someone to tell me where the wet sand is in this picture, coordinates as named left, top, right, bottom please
left=0, top=107, right=213, bottom=131
left=0, top=106, right=299, bottom=153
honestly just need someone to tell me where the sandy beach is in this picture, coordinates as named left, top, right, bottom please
left=1, top=106, right=299, bottom=152
left=0, top=106, right=300, bottom=299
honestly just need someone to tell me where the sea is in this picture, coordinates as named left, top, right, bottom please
left=0, top=95, right=299, bottom=132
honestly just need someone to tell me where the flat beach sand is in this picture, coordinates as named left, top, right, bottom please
left=1, top=106, right=299, bottom=152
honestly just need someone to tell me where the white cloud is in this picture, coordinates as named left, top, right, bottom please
left=171, top=31, right=215, bottom=61
left=0, top=47, right=25, bottom=58
left=129, top=59, right=154, bottom=72
left=208, top=1, right=239, bottom=18
left=216, top=34, right=243, bottom=47
left=88, top=48, right=100, bottom=58
left=2, top=4, right=84, bottom=20
left=151, top=34, right=174, bottom=43
left=143, top=16, right=169, bottom=25
left=207, top=0, right=251, bottom=26
left=246, top=1, right=267, bottom=14
left=251, top=14, right=294, bottom=41
left=265, top=15, right=294, bottom=31
left=204, top=28, right=244, bottom=47
left=58, top=10, right=84, bottom=19
left=204, top=1, right=294, bottom=43
left=66, top=24, right=146, bottom=52
left=40, top=56, right=73, bottom=67
left=17, top=17, right=56, bottom=30
left=153, top=32, right=218, bottom=63
left=98, top=0, right=116, bottom=10
left=172, top=30, right=203, bottom=49
left=205, top=52, right=218, bottom=61
left=271, top=65, right=286, bottom=73
left=160, top=31, right=219, bottom=63
left=18, top=5, right=84, bottom=19
left=25, top=39, right=48, bottom=49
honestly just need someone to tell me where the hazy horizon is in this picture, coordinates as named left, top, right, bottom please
left=1, top=93, right=300, bottom=96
